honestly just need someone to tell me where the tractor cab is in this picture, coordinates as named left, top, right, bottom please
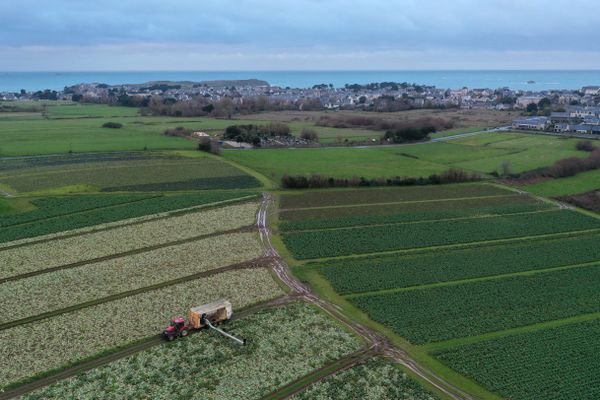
left=162, top=316, right=189, bottom=341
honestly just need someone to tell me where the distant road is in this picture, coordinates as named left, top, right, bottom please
left=352, top=126, right=510, bottom=149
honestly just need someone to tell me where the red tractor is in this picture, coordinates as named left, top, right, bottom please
left=162, top=316, right=189, bottom=341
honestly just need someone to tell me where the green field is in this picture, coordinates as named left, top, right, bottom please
left=524, top=168, right=600, bottom=197
left=0, top=152, right=260, bottom=194
left=351, top=265, right=600, bottom=344
left=282, top=209, right=598, bottom=259
left=435, top=318, right=600, bottom=400
left=224, top=146, right=448, bottom=181
left=313, top=232, right=600, bottom=293
left=277, top=183, right=600, bottom=400
left=0, top=102, right=386, bottom=155
left=0, top=192, right=257, bottom=243
left=224, top=132, right=585, bottom=182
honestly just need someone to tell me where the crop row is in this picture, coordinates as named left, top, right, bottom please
left=0, top=151, right=173, bottom=173
left=280, top=184, right=512, bottom=209
left=434, top=318, right=600, bottom=400
left=0, top=267, right=283, bottom=389
left=21, top=303, right=360, bottom=400
left=101, top=175, right=260, bottom=192
left=314, top=232, right=600, bottom=294
left=0, top=194, right=154, bottom=227
left=279, top=193, right=542, bottom=222
left=1, top=157, right=255, bottom=193
left=0, top=201, right=260, bottom=280
left=280, top=202, right=550, bottom=232
left=0, top=232, right=262, bottom=325
left=294, top=357, right=438, bottom=400
left=282, top=210, right=600, bottom=259
left=0, top=192, right=256, bottom=243
left=350, top=264, right=600, bottom=344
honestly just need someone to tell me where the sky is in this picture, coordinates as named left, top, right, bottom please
left=1, top=0, right=600, bottom=71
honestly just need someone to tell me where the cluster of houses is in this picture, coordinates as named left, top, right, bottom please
left=512, top=106, right=600, bottom=135
left=2, top=80, right=600, bottom=115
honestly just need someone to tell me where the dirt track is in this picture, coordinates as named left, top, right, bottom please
left=257, top=193, right=475, bottom=400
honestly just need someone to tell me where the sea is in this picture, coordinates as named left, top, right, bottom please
left=1, top=70, right=600, bottom=92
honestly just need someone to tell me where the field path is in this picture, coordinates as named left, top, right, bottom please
left=257, top=194, right=475, bottom=400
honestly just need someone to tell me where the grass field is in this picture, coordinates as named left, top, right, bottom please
left=224, top=132, right=585, bottom=183
left=524, top=168, right=600, bottom=197
left=224, top=146, right=447, bottom=181
left=276, top=183, right=600, bottom=400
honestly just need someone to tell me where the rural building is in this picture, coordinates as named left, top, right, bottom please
left=516, top=96, right=543, bottom=108
left=512, top=116, right=550, bottom=131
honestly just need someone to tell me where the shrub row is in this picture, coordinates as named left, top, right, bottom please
left=281, top=168, right=482, bottom=189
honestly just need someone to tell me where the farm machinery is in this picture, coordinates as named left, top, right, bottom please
left=162, top=299, right=246, bottom=345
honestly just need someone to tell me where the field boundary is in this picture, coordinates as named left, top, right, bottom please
left=423, top=311, right=600, bottom=353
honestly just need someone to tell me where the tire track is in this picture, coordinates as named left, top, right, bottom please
left=0, top=296, right=292, bottom=400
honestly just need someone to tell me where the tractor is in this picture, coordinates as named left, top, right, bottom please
left=162, top=316, right=190, bottom=341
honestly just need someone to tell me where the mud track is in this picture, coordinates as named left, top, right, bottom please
left=257, top=193, right=475, bottom=400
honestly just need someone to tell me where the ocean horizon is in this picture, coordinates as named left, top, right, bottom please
left=1, top=70, right=600, bottom=92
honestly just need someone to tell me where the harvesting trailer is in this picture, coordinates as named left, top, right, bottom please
left=162, top=299, right=246, bottom=345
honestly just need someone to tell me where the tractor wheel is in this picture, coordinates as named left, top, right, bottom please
left=167, top=335, right=175, bottom=341
left=181, top=330, right=189, bottom=337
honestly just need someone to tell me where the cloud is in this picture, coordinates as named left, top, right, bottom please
left=1, top=0, right=599, bottom=69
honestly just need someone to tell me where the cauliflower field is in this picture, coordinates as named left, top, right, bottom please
left=20, top=303, right=361, bottom=400
left=0, top=232, right=262, bottom=325
left=0, top=268, right=283, bottom=389
left=0, top=201, right=259, bottom=279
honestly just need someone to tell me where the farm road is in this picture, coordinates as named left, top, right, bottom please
left=257, top=194, right=475, bottom=400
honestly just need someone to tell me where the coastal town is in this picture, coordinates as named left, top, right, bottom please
left=3, top=80, right=600, bottom=136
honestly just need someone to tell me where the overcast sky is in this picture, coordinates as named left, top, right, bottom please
left=2, top=0, right=599, bottom=71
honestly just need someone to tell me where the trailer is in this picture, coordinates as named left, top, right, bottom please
left=162, top=299, right=246, bottom=345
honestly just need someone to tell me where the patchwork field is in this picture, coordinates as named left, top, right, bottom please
left=0, top=199, right=287, bottom=390
left=279, top=183, right=600, bottom=400
left=0, top=152, right=260, bottom=194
